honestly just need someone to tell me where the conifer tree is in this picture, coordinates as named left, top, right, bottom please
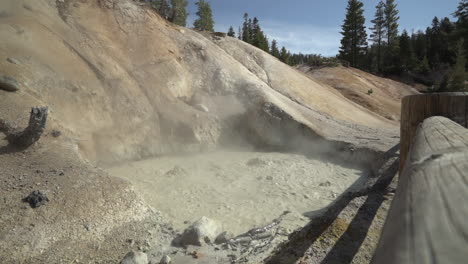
left=169, top=0, right=188, bottom=26
left=227, top=26, right=236, bottom=37
left=339, top=0, right=368, bottom=68
left=370, top=1, right=386, bottom=72
left=382, top=0, right=400, bottom=73
left=193, top=0, right=214, bottom=32
left=242, top=13, right=252, bottom=44
left=151, top=0, right=171, bottom=20
left=454, top=0, right=468, bottom=68
left=279, top=46, right=290, bottom=64
left=270, top=39, right=280, bottom=58
left=448, top=40, right=467, bottom=91
left=384, top=0, right=399, bottom=47
left=399, top=30, right=416, bottom=71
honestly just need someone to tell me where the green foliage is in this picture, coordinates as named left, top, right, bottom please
left=242, top=13, right=252, bottom=44
left=193, top=0, right=214, bottom=32
left=238, top=14, right=269, bottom=51
left=270, top=39, right=280, bottom=58
left=454, top=0, right=468, bottom=69
left=448, top=40, right=467, bottom=91
left=369, top=1, right=386, bottom=72
left=367, top=88, right=374, bottom=95
left=279, top=46, right=290, bottom=64
left=399, top=30, right=417, bottom=71
left=339, top=0, right=368, bottom=68
left=169, top=0, right=188, bottom=26
left=384, top=0, right=399, bottom=46
left=151, top=0, right=171, bottom=20
left=418, top=56, right=431, bottom=73
left=227, top=26, right=236, bottom=37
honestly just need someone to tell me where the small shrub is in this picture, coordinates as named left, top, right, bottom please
left=367, top=89, right=374, bottom=95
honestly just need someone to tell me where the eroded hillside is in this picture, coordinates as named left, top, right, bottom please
left=1, top=0, right=399, bottom=165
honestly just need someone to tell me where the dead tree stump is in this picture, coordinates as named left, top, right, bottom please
left=5, top=107, right=48, bottom=148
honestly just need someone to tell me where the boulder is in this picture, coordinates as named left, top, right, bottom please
left=6, top=57, right=20, bottom=64
left=159, top=255, right=171, bottom=264
left=180, top=216, right=222, bottom=246
left=121, top=251, right=148, bottom=264
left=194, top=104, right=209, bottom=113
left=0, top=74, right=20, bottom=92
left=215, top=231, right=233, bottom=244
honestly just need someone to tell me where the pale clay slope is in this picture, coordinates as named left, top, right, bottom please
left=1, top=0, right=397, bottom=165
left=0, top=0, right=403, bottom=262
left=298, top=65, right=419, bottom=121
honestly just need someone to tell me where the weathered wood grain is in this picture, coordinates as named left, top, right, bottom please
left=400, top=93, right=468, bottom=171
left=372, top=116, right=468, bottom=264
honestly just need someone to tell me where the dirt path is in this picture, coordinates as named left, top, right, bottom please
left=107, top=150, right=367, bottom=235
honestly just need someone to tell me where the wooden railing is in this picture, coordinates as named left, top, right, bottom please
left=400, top=93, right=468, bottom=171
left=372, top=93, right=468, bottom=263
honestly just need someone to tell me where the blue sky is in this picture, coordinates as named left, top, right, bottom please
left=186, top=0, right=461, bottom=56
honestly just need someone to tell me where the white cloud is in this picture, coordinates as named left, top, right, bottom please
left=261, top=20, right=341, bottom=56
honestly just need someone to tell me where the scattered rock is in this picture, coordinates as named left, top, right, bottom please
left=121, top=251, right=148, bottom=264
left=165, top=166, right=186, bottom=177
left=6, top=57, right=20, bottom=64
left=23, top=190, right=49, bottom=208
left=0, top=74, right=20, bottom=92
left=215, top=231, right=233, bottom=244
left=189, top=251, right=204, bottom=259
left=159, top=255, right=171, bottom=264
left=319, top=181, right=332, bottom=187
left=180, top=216, right=222, bottom=246
left=51, top=130, right=62, bottom=137
left=194, top=104, right=209, bottom=113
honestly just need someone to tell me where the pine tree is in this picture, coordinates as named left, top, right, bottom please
left=370, top=1, right=386, bottom=72
left=399, top=30, right=416, bottom=71
left=279, top=46, right=290, bottom=64
left=339, top=0, right=368, bottom=68
left=248, top=17, right=269, bottom=51
left=383, top=0, right=400, bottom=73
left=419, top=55, right=430, bottom=73
left=241, top=13, right=252, bottom=43
left=384, top=0, right=399, bottom=47
left=169, top=0, right=188, bottom=26
left=227, top=26, right=236, bottom=37
left=270, top=39, right=280, bottom=58
left=238, top=26, right=242, bottom=39
left=151, top=0, right=171, bottom=20
left=412, top=30, right=427, bottom=61
left=193, top=0, right=214, bottom=32
left=454, top=0, right=468, bottom=69
left=448, top=40, right=467, bottom=91
left=428, top=17, right=442, bottom=69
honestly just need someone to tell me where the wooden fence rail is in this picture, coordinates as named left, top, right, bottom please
left=372, top=116, right=468, bottom=263
left=400, top=93, right=468, bottom=171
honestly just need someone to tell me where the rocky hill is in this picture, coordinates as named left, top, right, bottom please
left=0, top=0, right=408, bottom=263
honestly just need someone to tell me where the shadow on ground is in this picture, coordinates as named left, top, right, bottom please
left=264, top=144, right=399, bottom=264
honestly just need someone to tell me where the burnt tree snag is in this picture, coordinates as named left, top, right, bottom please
left=2, top=107, right=48, bottom=148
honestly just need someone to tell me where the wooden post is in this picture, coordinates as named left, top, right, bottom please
left=400, top=92, right=468, bottom=172
left=372, top=116, right=468, bottom=264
